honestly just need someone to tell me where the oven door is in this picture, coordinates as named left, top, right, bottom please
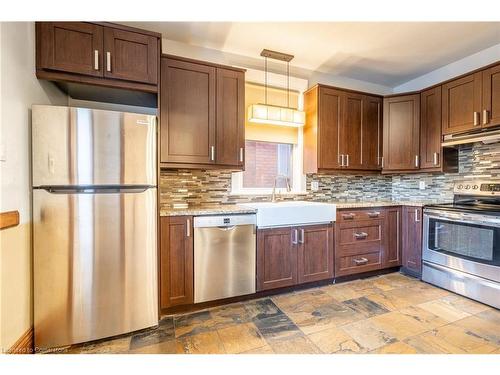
left=423, top=209, right=500, bottom=283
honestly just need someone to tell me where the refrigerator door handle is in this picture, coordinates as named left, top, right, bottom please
left=41, top=186, right=153, bottom=194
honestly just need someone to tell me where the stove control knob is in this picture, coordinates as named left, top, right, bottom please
left=473, top=185, right=479, bottom=190
left=457, top=184, right=463, bottom=190
left=465, top=185, right=471, bottom=190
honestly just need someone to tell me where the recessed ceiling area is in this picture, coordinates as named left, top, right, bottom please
left=126, top=22, right=500, bottom=87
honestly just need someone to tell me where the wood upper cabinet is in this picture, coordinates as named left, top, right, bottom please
left=401, top=206, right=423, bottom=278
left=103, top=27, right=158, bottom=84
left=304, top=85, right=382, bottom=173
left=383, top=94, right=420, bottom=172
left=160, top=57, right=216, bottom=165
left=363, top=95, right=383, bottom=170
left=160, top=55, right=245, bottom=169
left=216, top=68, right=245, bottom=167
left=257, top=227, right=297, bottom=291
left=482, top=63, right=500, bottom=128
left=317, top=87, right=343, bottom=170
left=384, top=207, right=402, bottom=268
left=37, top=22, right=104, bottom=77
left=442, top=72, right=482, bottom=135
left=36, top=22, right=160, bottom=93
left=420, top=86, right=442, bottom=170
left=160, top=216, right=194, bottom=309
left=297, top=224, right=334, bottom=284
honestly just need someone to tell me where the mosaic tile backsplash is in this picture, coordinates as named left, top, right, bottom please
left=159, top=142, right=500, bottom=208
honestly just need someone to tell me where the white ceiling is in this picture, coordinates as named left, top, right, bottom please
left=127, top=22, right=500, bottom=87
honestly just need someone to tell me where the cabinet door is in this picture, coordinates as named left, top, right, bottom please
left=402, top=207, right=423, bottom=278
left=216, top=68, right=245, bottom=167
left=442, top=73, right=482, bottom=135
left=363, top=95, right=383, bottom=170
left=37, top=22, right=103, bottom=77
left=340, top=93, right=363, bottom=169
left=384, top=207, right=401, bottom=267
left=297, top=224, right=334, bottom=283
left=383, top=94, right=420, bottom=171
left=318, top=87, right=343, bottom=169
left=160, top=58, right=216, bottom=164
left=257, top=227, right=297, bottom=291
left=160, top=216, right=194, bottom=309
left=103, top=27, right=158, bottom=84
left=420, top=86, right=442, bottom=169
left=482, top=64, right=500, bottom=128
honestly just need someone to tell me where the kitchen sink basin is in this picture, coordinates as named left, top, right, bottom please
left=240, top=201, right=336, bottom=228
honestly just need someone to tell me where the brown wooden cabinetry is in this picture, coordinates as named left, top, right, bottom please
left=160, top=55, right=245, bottom=169
left=482, top=63, right=500, bottom=128
left=442, top=73, right=482, bottom=135
left=384, top=207, right=402, bottom=267
left=401, top=207, right=423, bottom=278
left=257, top=224, right=334, bottom=291
left=160, top=216, right=194, bottom=309
left=420, top=86, right=442, bottom=170
left=304, top=85, right=382, bottom=173
left=36, top=22, right=160, bottom=93
left=382, top=94, right=420, bottom=172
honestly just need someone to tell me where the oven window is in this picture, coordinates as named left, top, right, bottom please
left=428, top=218, right=499, bottom=265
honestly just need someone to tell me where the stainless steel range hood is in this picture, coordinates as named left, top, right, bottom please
left=442, top=127, right=500, bottom=147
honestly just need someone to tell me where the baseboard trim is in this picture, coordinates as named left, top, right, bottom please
left=7, top=327, right=34, bottom=354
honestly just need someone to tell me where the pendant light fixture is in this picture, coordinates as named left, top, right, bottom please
left=247, top=49, right=305, bottom=127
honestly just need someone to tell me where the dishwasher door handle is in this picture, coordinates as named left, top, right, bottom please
left=216, top=226, right=236, bottom=231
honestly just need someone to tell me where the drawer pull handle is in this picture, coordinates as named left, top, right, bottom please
left=367, top=212, right=380, bottom=218
left=354, top=232, right=368, bottom=239
left=353, top=257, right=369, bottom=265
left=342, top=213, right=355, bottom=220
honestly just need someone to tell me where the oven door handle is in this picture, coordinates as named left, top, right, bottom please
left=424, top=212, right=500, bottom=227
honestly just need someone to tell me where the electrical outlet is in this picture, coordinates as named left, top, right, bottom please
left=419, top=180, right=426, bottom=190
left=311, top=181, right=319, bottom=191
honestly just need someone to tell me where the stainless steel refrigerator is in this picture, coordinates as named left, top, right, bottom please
left=32, top=105, right=158, bottom=350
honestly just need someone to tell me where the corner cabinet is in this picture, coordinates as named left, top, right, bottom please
left=256, top=224, right=334, bottom=291
left=160, top=216, right=194, bottom=309
left=160, top=55, right=245, bottom=169
left=304, top=85, right=382, bottom=173
left=36, top=22, right=160, bottom=95
left=382, top=94, right=420, bottom=173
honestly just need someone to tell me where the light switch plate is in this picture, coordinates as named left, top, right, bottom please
left=311, top=181, right=319, bottom=191
left=419, top=180, right=426, bottom=190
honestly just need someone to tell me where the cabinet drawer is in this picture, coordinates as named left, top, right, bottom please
left=338, top=223, right=382, bottom=245
left=337, top=209, right=385, bottom=222
left=336, top=251, right=382, bottom=276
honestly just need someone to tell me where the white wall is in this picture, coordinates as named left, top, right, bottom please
left=162, top=38, right=394, bottom=95
left=0, top=22, right=67, bottom=352
left=393, top=43, right=500, bottom=93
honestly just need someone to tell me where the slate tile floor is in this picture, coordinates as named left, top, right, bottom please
left=62, top=273, right=500, bottom=354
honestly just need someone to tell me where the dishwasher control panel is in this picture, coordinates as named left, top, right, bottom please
left=194, top=214, right=257, bottom=228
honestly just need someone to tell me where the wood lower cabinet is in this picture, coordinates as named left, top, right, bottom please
left=482, top=63, right=500, bottom=128
left=160, top=216, right=194, bottom=309
left=257, top=223, right=334, bottom=291
left=257, top=227, right=297, bottom=291
left=304, top=85, right=382, bottom=173
left=298, top=224, right=334, bottom=283
left=401, top=206, right=423, bottom=278
left=383, top=94, right=420, bottom=172
left=103, top=27, right=158, bottom=84
left=384, top=207, right=402, bottom=267
left=442, top=72, right=482, bottom=135
left=160, top=55, right=245, bottom=169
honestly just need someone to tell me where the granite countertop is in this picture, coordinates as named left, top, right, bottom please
left=160, top=200, right=446, bottom=216
left=160, top=204, right=257, bottom=217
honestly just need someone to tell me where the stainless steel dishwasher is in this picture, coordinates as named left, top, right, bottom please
left=194, top=214, right=256, bottom=303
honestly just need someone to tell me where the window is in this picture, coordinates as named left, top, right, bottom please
left=242, top=140, right=293, bottom=188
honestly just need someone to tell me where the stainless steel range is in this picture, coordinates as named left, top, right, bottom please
left=422, top=180, right=500, bottom=309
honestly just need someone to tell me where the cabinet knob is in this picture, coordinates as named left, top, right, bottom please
left=210, top=146, right=215, bottom=162
left=353, top=257, right=369, bottom=265
left=342, top=213, right=355, bottom=220
left=106, top=51, right=111, bottom=72
left=367, top=211, right=380, bottom=218
left=239, top=147, right=244, bottom=163
left=94, top=50, right=99, bottom=70
left=186, top=218, right=191, bottom=237
left=433, top=152, right=439, bottom=166
left=483, top=110, right=489, bottom=125
left=474, top=111, right=480, bottom=126
left=354, top=232, right=368, bottom=239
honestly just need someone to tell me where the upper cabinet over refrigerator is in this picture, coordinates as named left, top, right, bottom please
left=32, top=105, right=157, bottom=187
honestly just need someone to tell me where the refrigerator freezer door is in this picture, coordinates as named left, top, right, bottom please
left=33, top=188, right=158, bottom=349
left=32, top=105, right=156, bottom=187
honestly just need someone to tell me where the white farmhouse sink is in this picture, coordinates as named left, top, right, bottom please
left=241, top=201, right=336, bottom=228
